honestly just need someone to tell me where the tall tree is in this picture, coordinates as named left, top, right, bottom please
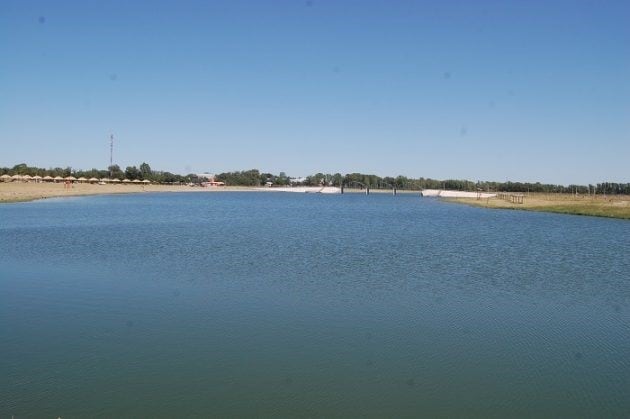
left=125, top=166, right=140, bottom=180
left=139, top=162, right=152, bottom=180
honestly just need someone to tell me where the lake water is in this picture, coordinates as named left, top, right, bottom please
left=1, top=192, right=629, bottom=417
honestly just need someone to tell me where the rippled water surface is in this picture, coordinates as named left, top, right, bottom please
left=1, top=192, right=629, bottom=417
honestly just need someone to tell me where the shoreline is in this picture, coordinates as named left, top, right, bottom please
left=443, top=194, right=630, bottom=220
left=0, top=183, right=420, bottom=204
left=6, top=184, right=626, bottom=220
left=0, top=183, right=258, bottom=204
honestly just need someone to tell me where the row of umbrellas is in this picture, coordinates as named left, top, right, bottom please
left=0, top=174, right=151, bottom=184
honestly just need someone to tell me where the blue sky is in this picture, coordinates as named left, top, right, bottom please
left=1, top=0, right=628, bottom=184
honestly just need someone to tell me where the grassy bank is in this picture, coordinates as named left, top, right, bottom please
left=447, top=193, right=630, bottom=219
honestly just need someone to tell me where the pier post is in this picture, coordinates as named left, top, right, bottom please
left=393, top=187, right=397, bottom=196
left=341, top=184, right=344, bottom=194
left=366, top=187, right=370, bottom=195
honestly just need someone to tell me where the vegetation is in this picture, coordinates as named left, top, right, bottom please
left=2, top=163, right=629, bottom=195
left=449, top=193, right=630, bottom=220
left=217, top=169, right=629, bottom=195
left=1, top=163, right=200, bottom=184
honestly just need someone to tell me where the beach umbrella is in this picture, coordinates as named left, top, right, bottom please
left=111, top=178, right=121, bottom=183
left=132, top=179, right=141, bottom=183
left=122, top=179, right=131, bottom=183
left=0, top=174, right=11, bottom=181
left=65, top=176, right=77, bottom=181
left=141, top=179, right=151, bottom=184
left=101, top=178, right=111, bottom=182
left=11, top=174, right=22, bottom=181
left=22, top=174, right=32, bottom=180
left=43, top=175, right=53, bottom=182
left=88, top=177, right=99, bottom=183
left=77, top=177, right=87, bottom=182
left=53, top=176, right=63, bottom=182
left=33, top=175, right=42, bottom=179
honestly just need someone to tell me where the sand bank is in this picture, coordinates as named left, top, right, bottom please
left=0, top=182, right=251, bottom=203
left=255, top=186, right=342, bottom=193
left=421, top=189, right=496, bottom=198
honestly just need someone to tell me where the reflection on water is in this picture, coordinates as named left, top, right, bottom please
left=1, top=192, right=629, bottom=416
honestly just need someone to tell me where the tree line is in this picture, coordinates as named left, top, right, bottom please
left=1, top=163, right=198, bottom=184
left=214, top=169, right=630, bottom=194
left=3, top=163, right=629, bottom=194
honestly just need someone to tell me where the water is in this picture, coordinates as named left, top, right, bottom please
left=1, top=192, right=629, bottom=417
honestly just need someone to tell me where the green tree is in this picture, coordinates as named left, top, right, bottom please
left=108, top=164, right=124, bottom=179
left=12, top=163, right=28, bottom=174
left=125, top=166, right=140, bottom=180
left=139, top=162, right=152, bottom=180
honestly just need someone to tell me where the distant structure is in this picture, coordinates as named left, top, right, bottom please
left=197, top=173, right=225, bottom=187
left=109, top=134, right=114, bottom=178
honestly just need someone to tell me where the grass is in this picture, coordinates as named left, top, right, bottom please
left=446, top=193, right=630, bottom=220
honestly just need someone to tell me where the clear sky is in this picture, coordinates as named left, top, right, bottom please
left=1, top=0, right=628, bottom=184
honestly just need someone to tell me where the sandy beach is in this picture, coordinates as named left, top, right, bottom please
left=421, top=189, right=496, bottom=198
left=0, top=182, right=252, bottom=203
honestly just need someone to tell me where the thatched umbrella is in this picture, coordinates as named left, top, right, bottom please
left=33, top=175, right=42, bottom=183
left=11, top=174, right=22, bottom=181
left=65, top=176, right=77, bottom=182
left=53, top=176, right=63, bottom=182
left=88, top=177, right=99, bottom=183
left=77, top=177, right=87, bottom=183
left=132, top=179, right=141, bottom=184
left=111, top=178, right=121, bottom=183
left=141, top=179, right=151, bottom=184
left=122, top=179, right=131, bottom=184
left=43, top=175, right=53, bottom=182
left=0, top=174, right=11, bottom=182
left=22, top=174, right=32, bottom=181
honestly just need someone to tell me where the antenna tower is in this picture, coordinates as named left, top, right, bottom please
left=109, top=134, right=114, bottom=178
